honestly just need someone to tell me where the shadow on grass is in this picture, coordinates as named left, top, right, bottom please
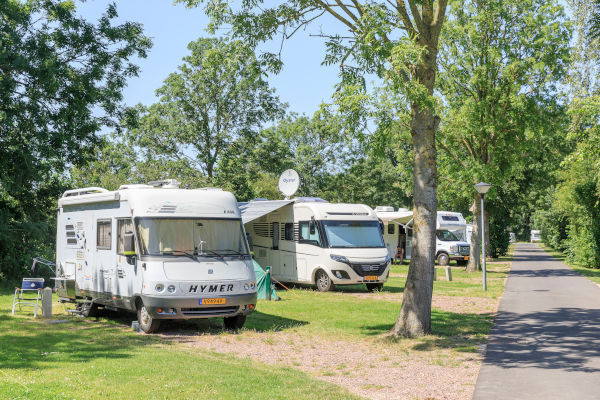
left=0, top=312, right=159, bottom=370
left=361, top=309, right=494, bottom=352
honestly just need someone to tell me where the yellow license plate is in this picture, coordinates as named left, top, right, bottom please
left=200, top=298, right=226, bottom=305
left=364, top=276, right=378, bottom=281
left=464, top=256, right=469, bottom=260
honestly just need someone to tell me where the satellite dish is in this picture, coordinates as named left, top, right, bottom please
left=278, top=169, right=300, bottom=199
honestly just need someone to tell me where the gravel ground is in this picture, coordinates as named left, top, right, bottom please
left=165, top=330, right=482, bottom=400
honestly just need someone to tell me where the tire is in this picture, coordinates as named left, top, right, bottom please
left=437, top=252, right=450, bottom=266
left=137, top=303, right=160, bottom=333
left=78, top=300, right=98, bottom=318
left=315, top=269, right=334, bottom=292
left=223, top=314, right=246, bottom=331
left=366, top=283, right=384, bottom=292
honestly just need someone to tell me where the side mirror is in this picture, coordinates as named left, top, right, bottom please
left=309, top=219, right=316, bottom=235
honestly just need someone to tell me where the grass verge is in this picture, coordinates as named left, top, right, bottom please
left=538, top=243, right=600, bottom=285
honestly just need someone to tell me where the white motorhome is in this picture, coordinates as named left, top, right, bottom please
left=241, top=198, right=391, bottom=292
left=376, top=208, right=471, bottom=266
left=55, top=180, right=257, bottom=333
left=530, top=230, right=541, bottom=242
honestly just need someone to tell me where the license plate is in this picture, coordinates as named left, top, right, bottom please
left=364, top=276, right=378, bottom=281
left=464, top=256, right=469, bottom=260
left=199, top=298, right=226, bottom=305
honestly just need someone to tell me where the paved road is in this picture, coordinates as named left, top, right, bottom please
left=473, top=243, right=600, bottom=400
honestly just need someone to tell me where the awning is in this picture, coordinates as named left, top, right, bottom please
left=376, top=211, right=413, bottom=224
left=238, top=200, right=294, bottom=224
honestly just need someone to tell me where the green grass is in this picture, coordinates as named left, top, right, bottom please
left=0, top=293, right=359, bottom=400
left=1, top=249, right=515, bottom=398
left=538, top=243, right=600, bottom=285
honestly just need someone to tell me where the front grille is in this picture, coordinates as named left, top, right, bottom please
left=180, top=306, right=239, bottom=316
left=458, top=245, right=470, bottom=255
left=350, top=262, right=388, bottom=277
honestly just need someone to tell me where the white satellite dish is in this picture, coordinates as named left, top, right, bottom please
left=278, top=169, right=300, bottom=199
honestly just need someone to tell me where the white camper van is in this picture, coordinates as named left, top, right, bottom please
left=530, top=230, right=541, bottom=242
left=241, top=198, right=391, bottom=292
left=55, top=180, right=257, bottom=333
left=376, top=208, right=471, bottom=266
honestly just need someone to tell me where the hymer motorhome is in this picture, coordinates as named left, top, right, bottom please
left=55, top=180, right=257, bottom=333
left=376, top=208, right=471, bottom=266
left=240, top=198, right=391, bottom=292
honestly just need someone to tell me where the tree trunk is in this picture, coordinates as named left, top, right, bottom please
left=467, top=194, right=481, bottom=272
left=390, top=101, right=437, bottom=338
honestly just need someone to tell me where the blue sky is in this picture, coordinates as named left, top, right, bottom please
left=77, top=0, right=344, bottom=116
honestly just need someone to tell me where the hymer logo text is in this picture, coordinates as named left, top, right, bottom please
left=189, top=284, right=234, bottom=293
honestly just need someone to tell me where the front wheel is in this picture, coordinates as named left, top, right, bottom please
left=137, top=303, right=160, bottom=333
left=366, top=283, right=384, bottom=292
left=224, top=314, right=246, bottom=331
left=437, top=252, right=450, bottom=266
left=315, top=269, right=334, bottom=292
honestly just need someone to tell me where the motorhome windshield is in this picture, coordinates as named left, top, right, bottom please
left=450, top=229, right=467, bottom=242
left=436, top=230, right=460, bottom=242
left=136, top=218, right=249, bottom=257
left=322, top=220, right=385, bottom=248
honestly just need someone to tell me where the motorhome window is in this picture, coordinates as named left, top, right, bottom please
left=441, top=216, right=460, bottom=222
left=436, top=230, right=460, bottom=242
left=117, top=219, right=134, bottom=255
left=387, top=224, right=395, bottom=234
left=136, top=218, right=249, bottom=257
left=322, top=220, right=385, bottom=248
left=284, top=223, right=294, bottom=240
left=96, top=219, right=112, bottom=249
left=299, top=221, right=321, bottom=246
left=451, top=229, right=466, bottom=242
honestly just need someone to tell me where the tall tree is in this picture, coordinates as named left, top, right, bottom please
left=0, top=1, right=150, bottom=281
left=127, top=38, right=285, bottom=184
left=181, top=0, right=448, bottom=337
left=436, top=0, right=570, bottom=271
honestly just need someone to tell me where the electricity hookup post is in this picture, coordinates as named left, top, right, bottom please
left=265, top=266, right=271, bottom=301
left=475, top=182, right=491, bottom=291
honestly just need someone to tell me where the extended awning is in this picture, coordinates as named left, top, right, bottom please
left=376, top=211, right=413, bottom=225
left=238, top=200, right=294, bottom=224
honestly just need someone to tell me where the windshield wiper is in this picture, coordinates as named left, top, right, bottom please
left=162, top=250, right=196, bottom=258
left=197, top=249, right=224, bottom=258
left=215, top=249, right=249, bottom=257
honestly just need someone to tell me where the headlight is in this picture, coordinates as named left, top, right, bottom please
left=167, top=285, right=176, bottom=293
left=155, top=283, right=164, bottom=292
left=330, top=254, right=350, bottom=264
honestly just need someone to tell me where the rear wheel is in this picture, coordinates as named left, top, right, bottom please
left=437, top=252, right=450, bottom=266
left=137, top=303, right=160, bottom=333
left=223, top=314, right=246, bottom=331
left=366, top=283, right=384, bottom=292
left=315, top=269, right=334, bottom=292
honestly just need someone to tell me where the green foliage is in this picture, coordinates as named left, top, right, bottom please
left=0, top=1, right=150, bottom=281
left=437, top=0, right=570, bottom=263
left=128, top=37, right=285, bottom=184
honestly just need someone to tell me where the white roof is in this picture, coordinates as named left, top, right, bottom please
left=437, top=211, right=466, bottom=230
left=59, top=187, right=240, bottom=219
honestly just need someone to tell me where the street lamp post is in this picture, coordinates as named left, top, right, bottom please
left=475, top=182, right=491, bottom=291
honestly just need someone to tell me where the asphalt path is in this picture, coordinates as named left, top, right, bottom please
left=473, top=243, right=600, bottom=400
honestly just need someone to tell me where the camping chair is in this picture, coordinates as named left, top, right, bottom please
left=12, top=278, right=45, bottom=317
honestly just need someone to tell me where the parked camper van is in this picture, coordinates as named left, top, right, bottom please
left=55, top=180, right=257, bottom=333
left=530, top=230, right=541, bottom=242
left=376, top=208, right=471, bottom=266
left=240, top=198, right=391, bottom=292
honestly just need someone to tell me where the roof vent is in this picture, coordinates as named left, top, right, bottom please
left=148, top=179, right=181, bottom=189
left=375, top=206, right=394, bottom=212
left=118, top=184, right=154, bottom=190
left=397, top=207, right=409, bottom=212
left=62, top=187, right=108, bottom=198
left=293, top=197, right=328, bottom=203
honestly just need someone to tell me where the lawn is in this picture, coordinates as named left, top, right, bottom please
left=0, top=249, right=513, bottom=399
left=0, top=292, right=359, bottom=400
